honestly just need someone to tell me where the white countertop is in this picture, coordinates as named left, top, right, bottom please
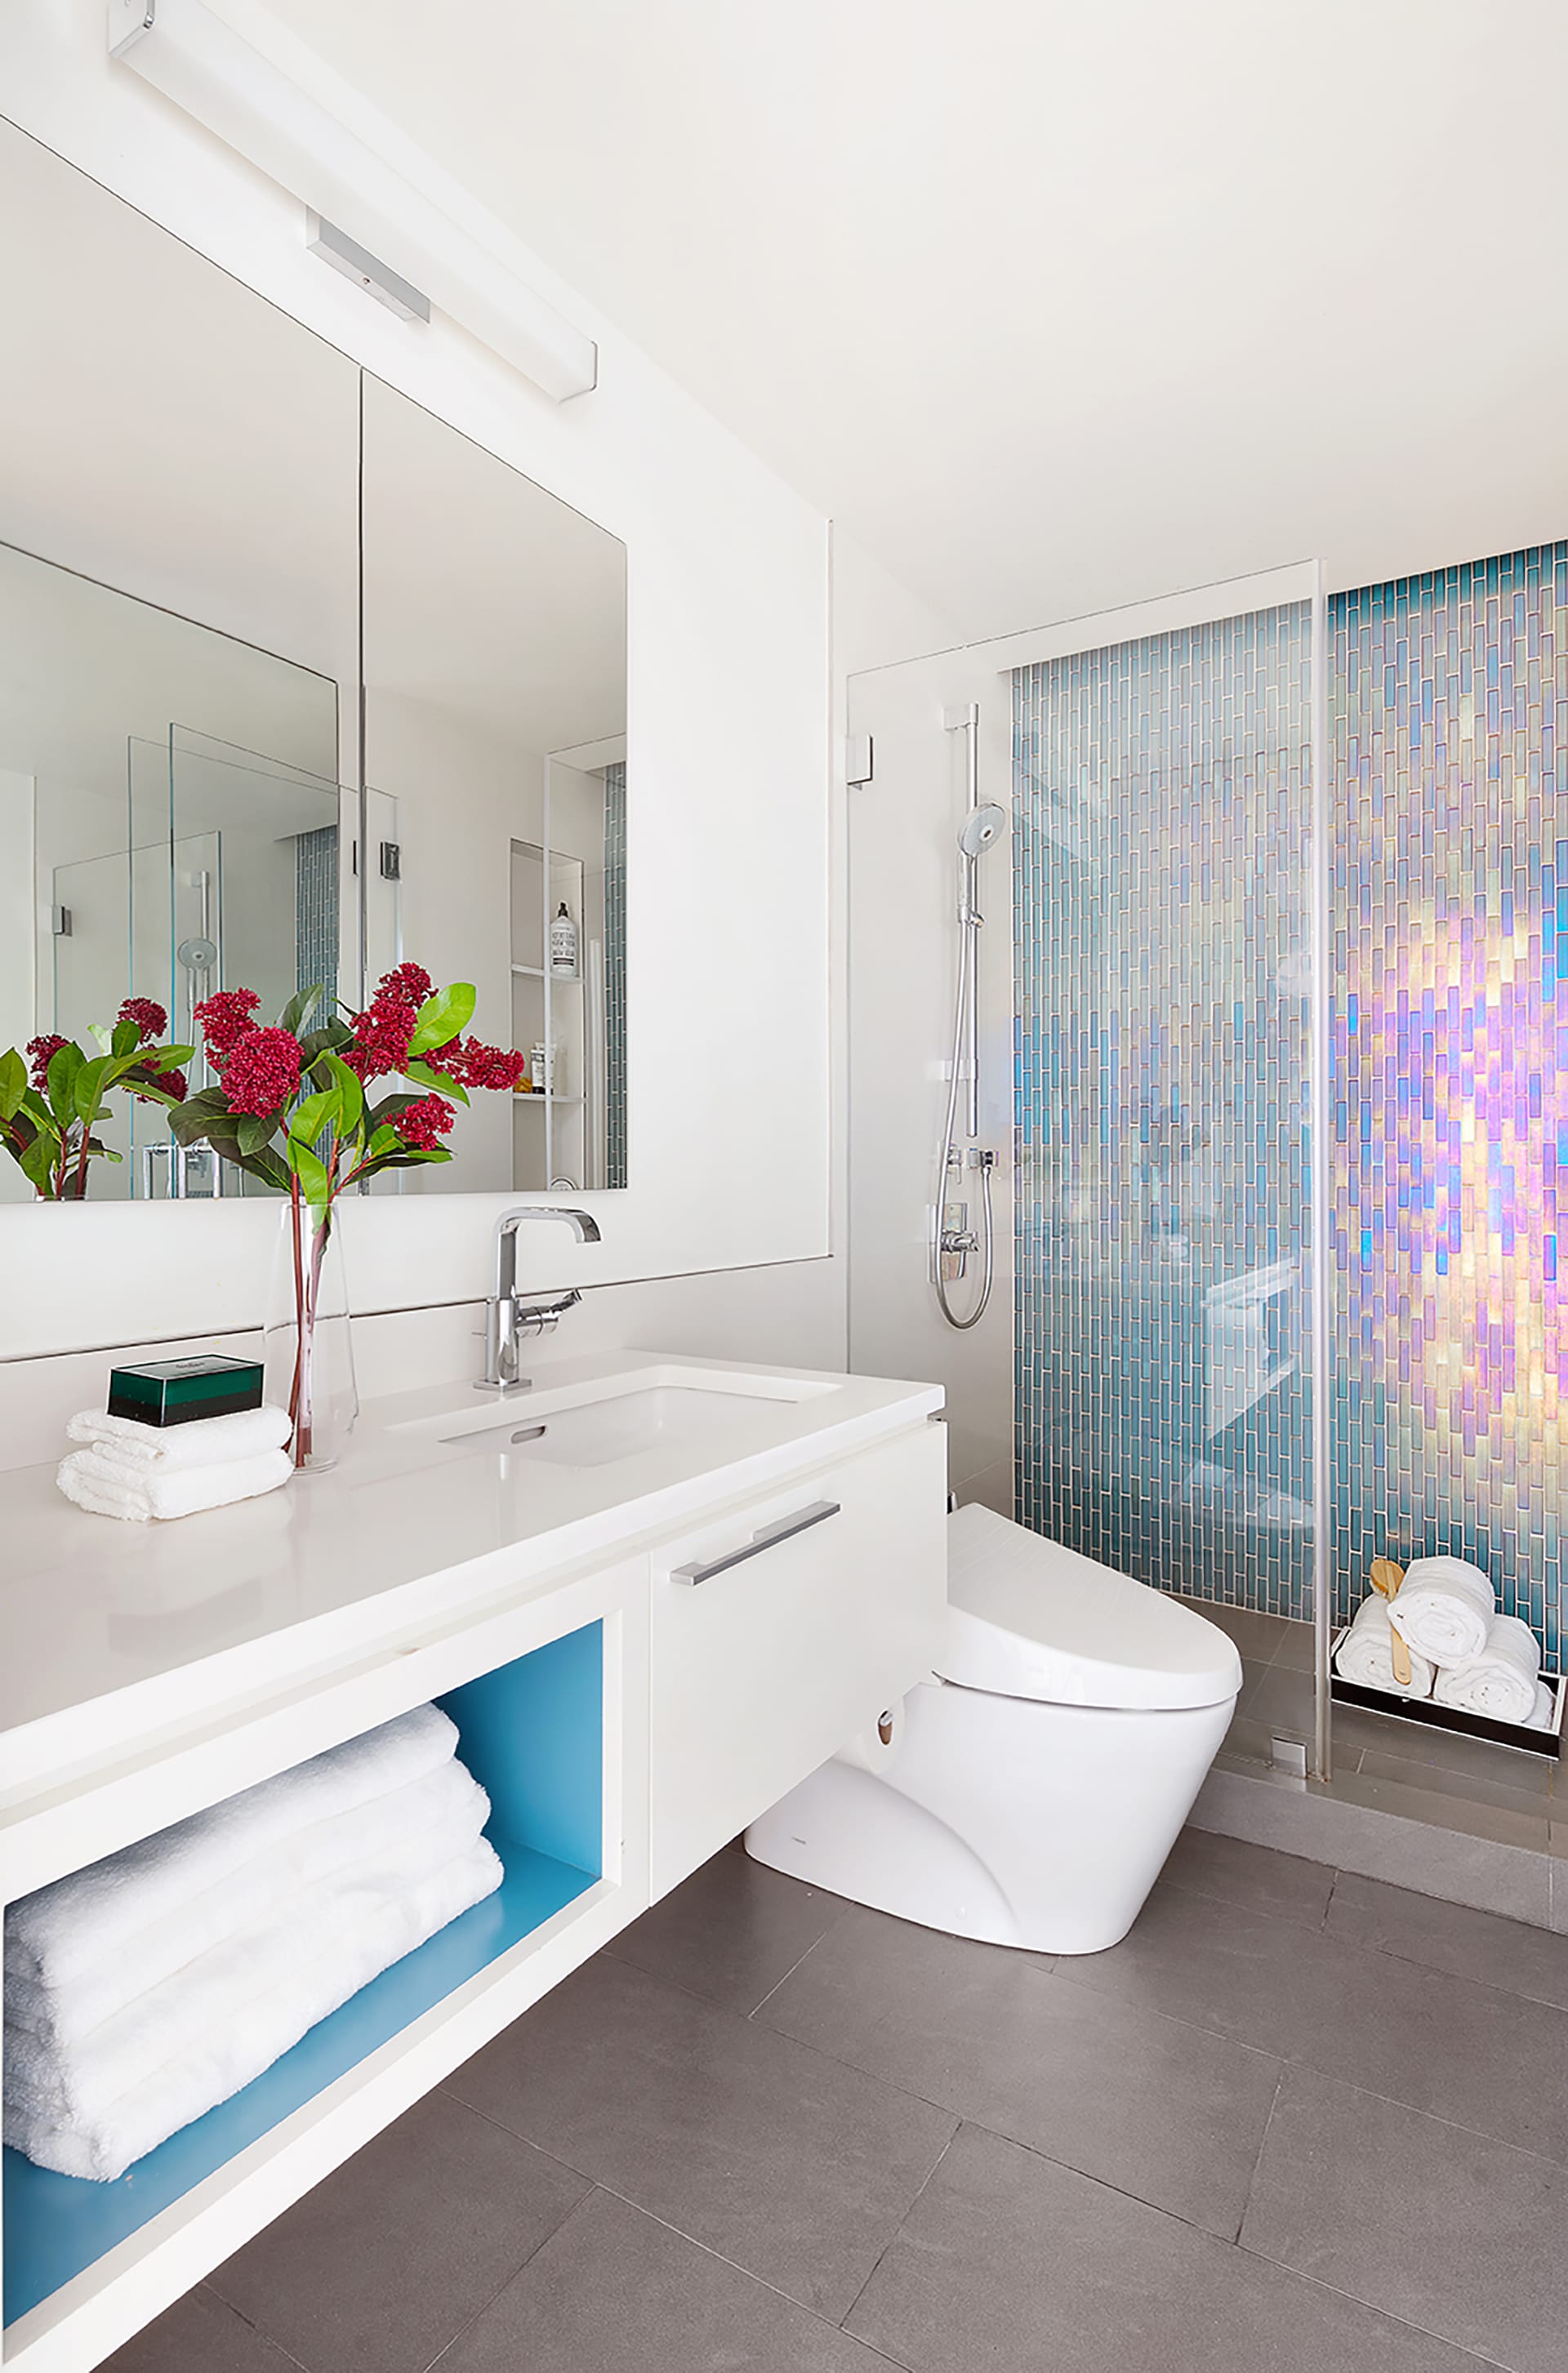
left=0, top=1351, right=942, bottom=1787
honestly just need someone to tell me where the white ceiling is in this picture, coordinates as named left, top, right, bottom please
left=267, top=0, right=1568, bottom=641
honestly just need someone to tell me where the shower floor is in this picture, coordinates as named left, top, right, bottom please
left=105, top=1835, right=1568, bottom=2373
left=1178, top=1596, right=1566, bottom=1930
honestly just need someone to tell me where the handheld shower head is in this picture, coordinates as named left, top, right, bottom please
left=958, top=803, right=1007, bottom=858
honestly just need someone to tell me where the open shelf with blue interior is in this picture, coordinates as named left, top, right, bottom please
left=3, top=1619, right=604, bottom=2333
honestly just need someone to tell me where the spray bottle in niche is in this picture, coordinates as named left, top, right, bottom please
left=550, top=902, right=578, bottom=976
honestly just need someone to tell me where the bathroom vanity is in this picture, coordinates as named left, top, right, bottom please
left=0, top=1354, right=946, bottom=2373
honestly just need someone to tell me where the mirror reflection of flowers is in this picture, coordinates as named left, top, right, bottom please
left=0, top=1000, right=193, bottom=1200
left=172, top=967, right=527, bottom=1466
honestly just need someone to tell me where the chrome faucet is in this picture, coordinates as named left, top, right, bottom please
left=479, top=1205, right=601, bottom=1390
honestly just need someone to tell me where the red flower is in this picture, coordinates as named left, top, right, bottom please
left=25, top=1034, right=69, bottom=1089
left=222, top=1027, right=301, bottom=1118
left=345, top=994, right=417, bottom=1084
left=118, top=997, right=167, bottom=1044
left=378, top=963, right=433, bottom=1008
left=392, top=1093, right=456, bottom=1150
left=133, top=1067, right=187, bottom=1104
left=430, top=1035, right=528, bottom=1092
left=195, top=987, right=261, bottom=1067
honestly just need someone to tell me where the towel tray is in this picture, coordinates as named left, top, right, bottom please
left=1329, top=1627, right=1566, bottom=1759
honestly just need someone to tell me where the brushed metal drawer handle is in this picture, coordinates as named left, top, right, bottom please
left=671, top=1499, right=842, bottom=1587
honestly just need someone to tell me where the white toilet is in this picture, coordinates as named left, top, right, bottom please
left=745, top=1503, right=1243, bottom=1955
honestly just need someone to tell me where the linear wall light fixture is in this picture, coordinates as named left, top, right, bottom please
left=107, top=0, right=598, bottom=401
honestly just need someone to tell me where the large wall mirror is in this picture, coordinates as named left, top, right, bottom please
left=0, top=118, right=629, bottom=1204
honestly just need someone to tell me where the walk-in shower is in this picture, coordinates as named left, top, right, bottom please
left=934, top=700, right=1007, bottom=1331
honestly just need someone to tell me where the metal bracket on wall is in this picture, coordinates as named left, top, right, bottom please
left=844, top=733, right=874, bottom=787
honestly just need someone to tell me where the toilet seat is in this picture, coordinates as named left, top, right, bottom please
left=941, top=1503, right=1242, bottom=1712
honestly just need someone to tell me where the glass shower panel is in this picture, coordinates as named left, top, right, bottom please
left=1013, top=597, right=1318, bottom=1633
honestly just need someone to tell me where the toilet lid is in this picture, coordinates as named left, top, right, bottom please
left=939, top=1504, right=1244, bottom=1712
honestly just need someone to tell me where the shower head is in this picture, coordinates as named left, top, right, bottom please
left=958, top=804, right=1007, bottom=859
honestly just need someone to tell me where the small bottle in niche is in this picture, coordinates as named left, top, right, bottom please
left=550, top=901, right=578, bottom=977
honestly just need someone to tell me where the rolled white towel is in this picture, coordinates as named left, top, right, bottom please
left=3, top=1838, right=502, bottom=2180
left=1529, top=1681, right=1557, bottom=1732
left=1388, top=1556, right=1495, bottom=1667
left=66, top=1404, right=291, bottom=1470
left=5, top=1756, right=487, bottom=2050
left=56, top=1445, right=292, bottom=1522
left=4, top=1788, right=492, bottom=2123
left=5, top=1703, right=459, bottom=1990
left=1432, top=1614, right=1543, bottom=1726
left=1334, top=1594, right=1436, bottom=1698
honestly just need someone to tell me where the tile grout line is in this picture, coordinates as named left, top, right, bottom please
left=195, top=2284, right=314, bottom=2372
left=745, top=1908, right=854, bottom=2022
left=833, top=2124, right=961, bottom=2340
left=1227, top=2064, right=1285, bottom=2246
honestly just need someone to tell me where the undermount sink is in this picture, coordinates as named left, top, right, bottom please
left=412, top=1365, right=838, bottom=1470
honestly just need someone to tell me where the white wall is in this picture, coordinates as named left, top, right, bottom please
left=0, top=2, right=831, bottom=1360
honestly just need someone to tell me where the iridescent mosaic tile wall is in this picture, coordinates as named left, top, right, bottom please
left=1013, top=606, right=1316, bottom=1618
left=1330, top=545, right=1568, bottom=1663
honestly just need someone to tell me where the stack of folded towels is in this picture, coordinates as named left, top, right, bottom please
left=56, top=1403, right=295, bottom=1521
left=1334, top=1554, right=1555, bottom=1730
left=3, top=1703, right=502, bottom=2181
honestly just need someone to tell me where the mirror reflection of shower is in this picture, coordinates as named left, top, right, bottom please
left=934, top=697, right=1005, bottom=1330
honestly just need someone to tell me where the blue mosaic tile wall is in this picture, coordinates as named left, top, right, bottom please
left=294, top=824, right=339, bottom=1006
left=1013, top=605, right=1316, bottom=1618
left=1014, top=545, right=1568, bottom=1659
left=603, top=761, right=627, bottom=1190
left=1330, top=545, right=1568, bottom=1663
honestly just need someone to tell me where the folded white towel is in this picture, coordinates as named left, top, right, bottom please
left=1388, top=1556, right=1495, bottom=1667
left=5, top=1756, right=486, bottom=2050
left=56, top=1445, right=292, bottom=1522
left=4, top=1792, right=492, bottom=2123
left=1432, top=1614, right=1543, bottom=1725
left=3, top=1838, right=502, bottom=2180
left=1334, top=1594, right=1436, bottom=1698
left=5, top=1703, right=459, bottom=1990
left=66, top=1404, right=291, bottom=1469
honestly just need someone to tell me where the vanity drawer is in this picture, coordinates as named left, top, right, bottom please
left=647, top=1420, right=947, bottom=1897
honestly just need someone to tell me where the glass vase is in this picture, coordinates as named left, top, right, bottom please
left=264, top=1192, right=358, bottom=1471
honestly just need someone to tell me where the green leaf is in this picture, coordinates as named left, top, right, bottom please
left=403, top=1058, right=469, bottom=1106
left=74, top=1056, right=113, bottom=1124
left=236, top=1108, right=287, bottom=1155
left=147, top=1043, right=195, bottom=1071
left=366, top=1124, right=400, bottom=1159
left=288, top=1139, right=333, bottom=1209
left=301, top=1019, right=354, bottom=1062
left=239, top=1146, right=293, bottom=1192
left=317, top=1051, right=363, bottom=1137
left=278, top=983, right=325, bottom=1036
left=288, top=1089, right=340, bottom=1146
left=0, top=1048, right=24, bottom=1121
left=19, top=1133, right=56, bottom=1191
left=110, top=1018, right=140, bottom=1058
left=408, top=983, right=475, bottom=1058
left=46, top=1043, right=82, bottom=1123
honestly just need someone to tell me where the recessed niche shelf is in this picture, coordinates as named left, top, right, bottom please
left=510, top=964, right=581, bottom=984
left=2, top=1623, right=604, bottom=2334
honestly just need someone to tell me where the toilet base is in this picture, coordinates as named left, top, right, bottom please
left=745, top=1676, right=1234, bottom=1955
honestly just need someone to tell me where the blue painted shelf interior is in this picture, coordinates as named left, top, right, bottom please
left=4, top=1620, right=604, bottom=2330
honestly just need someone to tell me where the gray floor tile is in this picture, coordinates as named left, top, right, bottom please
left=1326, top=1868, right=1568, bottom=2009
left=1356, top=1747, right=1552, bottom=1824
left=1161, top=1824, right=1334, bottom=1928
left=1330, top=1701, right=1557, bottom=1795
left=1269, top=1617, right=1317, bottom=1672
left=444, top=1950, right=956, bottom=2320
left=209, top=2088, right=588, bottom=2373
left=1243, top=1660, right=1316, bottom=1739
left=1241, top=2067, right=1568, bottom=2373
left=1326, top=1760, right=1551, bottom=1852
left=1173, top=1595, right=1290, bottom=1663
left=608, top=1846, right=847, bottom=2015
left=1058, top=1880, right=1568, bottom=2163
left=101, top=2287, right=305, bottom=2373
left=760, top=1904, right=1280, bottom=2239
left=442, top=2189, right=900, bottom=2373
left=847, top=2121, right=1486, bottom=2373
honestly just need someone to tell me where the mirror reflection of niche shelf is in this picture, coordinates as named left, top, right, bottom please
left=510, top=837, right=586, bottom=1192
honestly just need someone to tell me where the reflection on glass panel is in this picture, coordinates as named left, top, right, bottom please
left=360, top=375, right=629, bottom=1193
left=0, top=543, right=342, bottom=1201
left=1014, top=603, right=1315, bottom=1617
